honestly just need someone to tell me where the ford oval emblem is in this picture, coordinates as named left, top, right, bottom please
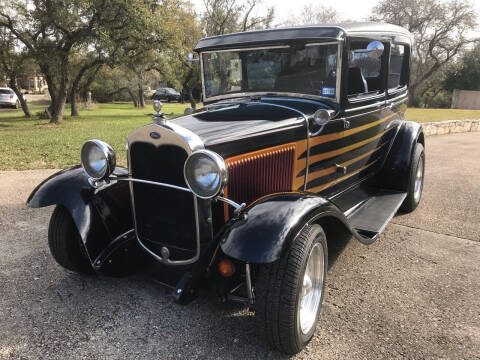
left=150, top=132, right=161, bottom=139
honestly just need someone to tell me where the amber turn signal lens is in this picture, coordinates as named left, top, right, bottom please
left=218, top=259, right=235, bottom=277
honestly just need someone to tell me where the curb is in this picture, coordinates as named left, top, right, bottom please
left=421, top=119, right=480, bottom=136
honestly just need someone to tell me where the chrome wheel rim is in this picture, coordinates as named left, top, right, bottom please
left=414, top=156, right=424, bottom=203
left=298, top=242, right=324, bottom=335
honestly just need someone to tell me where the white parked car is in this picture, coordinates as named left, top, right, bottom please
left=0, top=87, right=21, bottom=109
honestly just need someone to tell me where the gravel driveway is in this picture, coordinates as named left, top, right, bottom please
left=1, top=132, right=479, bottom=359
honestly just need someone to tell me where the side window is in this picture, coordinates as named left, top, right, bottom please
left=389, top=44, right=408, bottom=91
left=347, top=40, right=386, bottom=98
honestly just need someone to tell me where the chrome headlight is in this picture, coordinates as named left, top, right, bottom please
left=81, top=139, right=116, bottom=180
left=184, top=150, right=227, bottom=199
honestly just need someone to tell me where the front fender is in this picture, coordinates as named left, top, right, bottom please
left=219, top=192, right=355, bottom=263
left=27, top=166, right=139, bottom=274
left=28, top=166, right=98, bottom=239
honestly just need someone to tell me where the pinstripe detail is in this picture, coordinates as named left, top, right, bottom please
left=306, top=141, right=388, bottom=183
left=307, top=159, right=380, bottom=193
left=307, top=126, right=395, bottom=165
left=308, top=113, right=395, bottom=148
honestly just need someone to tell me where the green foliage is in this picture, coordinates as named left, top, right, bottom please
left=444, top=45, right=480, bottom=92
left=372, top=0, right=477, bottom=105
left=202, top=0, right=274, bottom=36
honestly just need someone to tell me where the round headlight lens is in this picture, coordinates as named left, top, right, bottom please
left=184, top=150, right=227, bottom=199
left=81, top=140, right=116, bottom=180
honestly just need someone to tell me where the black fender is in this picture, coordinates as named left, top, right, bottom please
left=380, top=120, right=424, bottom=191
left=219, top=192, right=366, bottom=263
left=27, top=165, right=144, bottom=275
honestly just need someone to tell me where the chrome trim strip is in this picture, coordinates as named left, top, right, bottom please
left=345, top=100, right=385, bottom=113
left=216, top=196, right=243, bottom=210
left=387, top=93, right=408, bottom=105
left=387, top=85, right=407, bottom=96
left=116, top=177, right=243, bottom=211
left=335, top=41, right=342, bottom=104
left=306, top=41, right=340, bottom=47
left=204, top=91, right=337, bottom=104
left=117, top=178, right=191, bottom=192
left=344, top=105, right=384, bottom=119
left=348, top=92, right=385, bottom=103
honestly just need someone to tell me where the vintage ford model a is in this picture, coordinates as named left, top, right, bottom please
left=28, top=23, right=424, bottom=354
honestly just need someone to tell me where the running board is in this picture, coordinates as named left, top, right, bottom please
left=345, top=190, right=407, bottom=241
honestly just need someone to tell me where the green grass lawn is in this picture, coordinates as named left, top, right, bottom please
left=1, top=103, right=479, bottom=171
left=0, top=102, right=191, bottom=170
left=405, top=108, right=480, bottom=123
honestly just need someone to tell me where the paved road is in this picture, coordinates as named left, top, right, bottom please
left=0, top=132, right=479, bottom=359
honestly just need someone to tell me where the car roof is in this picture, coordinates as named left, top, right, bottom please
left=195, top=22, right=411, bottom=51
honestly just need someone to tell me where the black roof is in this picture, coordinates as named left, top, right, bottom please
left=195, top=22, right=411, bottom=51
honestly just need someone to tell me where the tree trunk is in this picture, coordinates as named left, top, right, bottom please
left=50, top=87, right=68, bottom=123
left=9, top=77, right=31, bottom=117
left=188, top=89, right=196, bottom=110
left=138, top=84, right=145, bottom=108
left=40, top=65, right=68, bottom=122
left=408, top=86, right=416, bottom=107
left=126, top=88, right=138, bottom=107
left=70, top=89, right=79, bottom=116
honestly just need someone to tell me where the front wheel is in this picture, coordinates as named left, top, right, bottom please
left=48, top=205, right=93, bottom=274
left=255, top=224, right=328, bottom=355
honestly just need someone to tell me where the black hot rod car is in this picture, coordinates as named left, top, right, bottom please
left=28, top=23, right=424, bottom=354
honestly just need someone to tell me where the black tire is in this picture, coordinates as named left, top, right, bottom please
left=400, top=142, right=425, bottom=213
left=255, top=224, right=328, bottom=355
left=48, top=205, right=93, bottom=274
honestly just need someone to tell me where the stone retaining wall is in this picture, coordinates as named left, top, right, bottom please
left=421, top=119, right=480, bottom=136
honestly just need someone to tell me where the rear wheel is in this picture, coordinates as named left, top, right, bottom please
left=48, top=205, right=93, bottom=274
left=401, top=142, right=425, bottom=213
left=13, top=100, right=19, bottom=109
left=255, top=224, right=328, bottom=355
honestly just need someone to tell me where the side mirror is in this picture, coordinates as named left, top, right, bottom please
left=184, top=107, right=194, bottom=115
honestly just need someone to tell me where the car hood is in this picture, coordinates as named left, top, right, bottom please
left=170, top=98, right=332, bottom=149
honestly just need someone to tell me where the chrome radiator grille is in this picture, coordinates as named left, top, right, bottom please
left=129, top=142, right=196, bottom=258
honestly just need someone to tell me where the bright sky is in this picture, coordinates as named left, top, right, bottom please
left=262, top=0, right=380, bottom=24
left=192, top=0, right=480, bottom=30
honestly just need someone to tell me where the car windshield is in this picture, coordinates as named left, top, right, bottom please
left=201, top=43, right=339, bottom=101
left=165, top=88, right=178, bottom=94
left=0, top=89, right=12, bottom=94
